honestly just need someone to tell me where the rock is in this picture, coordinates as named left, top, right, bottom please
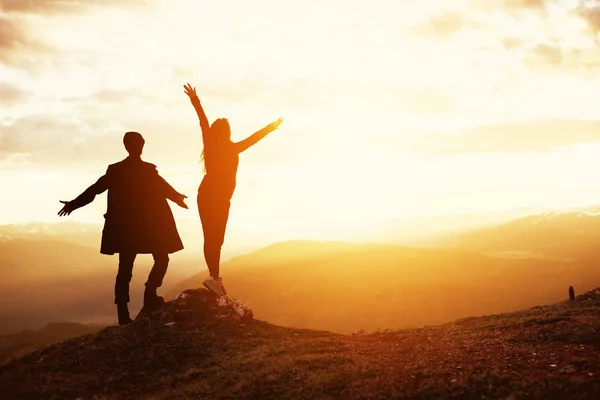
left=352, top=329, right=369, bottom=336
left=148, top=288, right=254, bottom=326
left=174, top=292, right=189, bottom=301
left=222, top=314, right=241, bottom=322
left=559, top=365, right=576, bottom=374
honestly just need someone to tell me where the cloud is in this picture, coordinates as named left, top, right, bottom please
left=0, top=0, right=149, bottom=14
left=408, top=12, right=466, bottom=37
left=0, top=114, right=118, bottom=167
left=527, top=43, right=563, bottom=66
left=0, top=108, right=205, bottom=171
left=0, top=0, right=151, bottom=70
left=502, top=0, right=545, bottom=11
left=1, top=114, right=90, bottom=153
left=407, top=88, right=455, bottom=114
left=0, top=14, right=58, bottom=70
left=0, top=16, right=22, bottom=49
left=576, top=2, right=600, bottom=33
left=83, top=89, right=159, bottom=105
left=175, top=71, right=354, bottom=111
left=407, top=0, right=548, bottom=40
left=407, top=0, right=600, bottom=81
left=501, top=37, right=525, bottom=50
left=416, top=119, right=600, bottom=154
left=0, top=16, right=36, bottom=61
left=0, top=82, right=26, bottom=105
left=0, top=0, right=81, bottom=14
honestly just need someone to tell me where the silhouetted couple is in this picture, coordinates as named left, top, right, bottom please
left=58, top=84, right=284, bottom=325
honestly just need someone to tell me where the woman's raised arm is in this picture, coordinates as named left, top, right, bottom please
left=234, top=117, right=284, bottom=153
left=183, top=83, right=210, bottom=144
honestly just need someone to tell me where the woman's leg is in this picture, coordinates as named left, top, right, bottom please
left=197, top=192, right=215, bottom=277
left=197, top=193, right=231, bottom=280
left=209, top=199, right=231, bottom=279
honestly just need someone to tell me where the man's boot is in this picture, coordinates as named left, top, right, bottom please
left=117, top=303, right=133, bottom=325
left=142, top=286, right=164, bottom=313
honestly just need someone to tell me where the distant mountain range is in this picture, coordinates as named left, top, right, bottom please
left=353, top=207, right=544, bottom=244
left=0, top=220, right=275, bottom=261
left=0, top=206, right=546, bottom=251
left=0, top=221, right=100, bottom=245
left=2, top=205, right=600, bottom=334
left=0, top=239, right=193, bottom=334
left=441, top=204, right=600, bottom=260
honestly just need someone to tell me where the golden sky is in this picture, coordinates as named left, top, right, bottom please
left=2, top=0, right=600, bottom=231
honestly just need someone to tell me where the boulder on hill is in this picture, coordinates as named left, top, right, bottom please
left=137, top=288, right=254, bottom=327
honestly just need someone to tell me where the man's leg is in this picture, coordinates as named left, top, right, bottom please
left=143, top=252, right=169, bottom=311
left=115, top=252, right=136, bottom=325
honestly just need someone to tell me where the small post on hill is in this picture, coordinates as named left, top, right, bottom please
left=569, top=286, right=575, bottom=302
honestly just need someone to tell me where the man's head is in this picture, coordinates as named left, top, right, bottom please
left=123, top=131, right=145, bottom=156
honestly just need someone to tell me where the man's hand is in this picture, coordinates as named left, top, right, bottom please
left=267, top=117, right=284, bottom=132
left=183, top=83, right=197, bottom=99
left=176, top=194, right=189, bottom=209
left=57, top=200, right=74, bottom=217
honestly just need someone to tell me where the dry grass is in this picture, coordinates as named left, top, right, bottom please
left=1, top=289, right=600, bottom=399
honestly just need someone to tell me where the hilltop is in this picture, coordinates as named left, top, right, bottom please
left=1, top=288, right=599, bottom=399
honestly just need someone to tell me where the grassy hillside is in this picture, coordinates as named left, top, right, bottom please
left=168, top=241, right=600, bottom=334
left=1, top=288, right=599, bottom=399
left=0, top=322, right=106, bottom=365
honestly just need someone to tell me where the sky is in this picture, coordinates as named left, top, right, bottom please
left=3, top=0, right=600, bottom=233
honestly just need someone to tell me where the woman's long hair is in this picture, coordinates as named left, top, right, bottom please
left=201, top=118, right=232, bottom=173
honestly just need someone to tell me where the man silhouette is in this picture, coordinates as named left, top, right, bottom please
left=58, top=132, right=188, bottom=325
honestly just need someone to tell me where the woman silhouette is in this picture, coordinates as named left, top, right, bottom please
left=184, top=83, right=284, bottom=296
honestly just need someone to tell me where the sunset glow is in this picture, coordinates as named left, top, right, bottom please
left=3, top=0, right=600, bottom=235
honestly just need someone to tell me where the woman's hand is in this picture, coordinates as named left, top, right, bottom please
left=267, top=117, right=284, bottom=132
left=183, top=83, right=198, bottom=99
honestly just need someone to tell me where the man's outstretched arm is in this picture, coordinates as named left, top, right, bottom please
left=158, top=175, right=188, bottom=209
left=58, top=173, right=109, bottom=217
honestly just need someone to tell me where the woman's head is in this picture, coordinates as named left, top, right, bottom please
left=210, top=118, right=231, bottom=142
